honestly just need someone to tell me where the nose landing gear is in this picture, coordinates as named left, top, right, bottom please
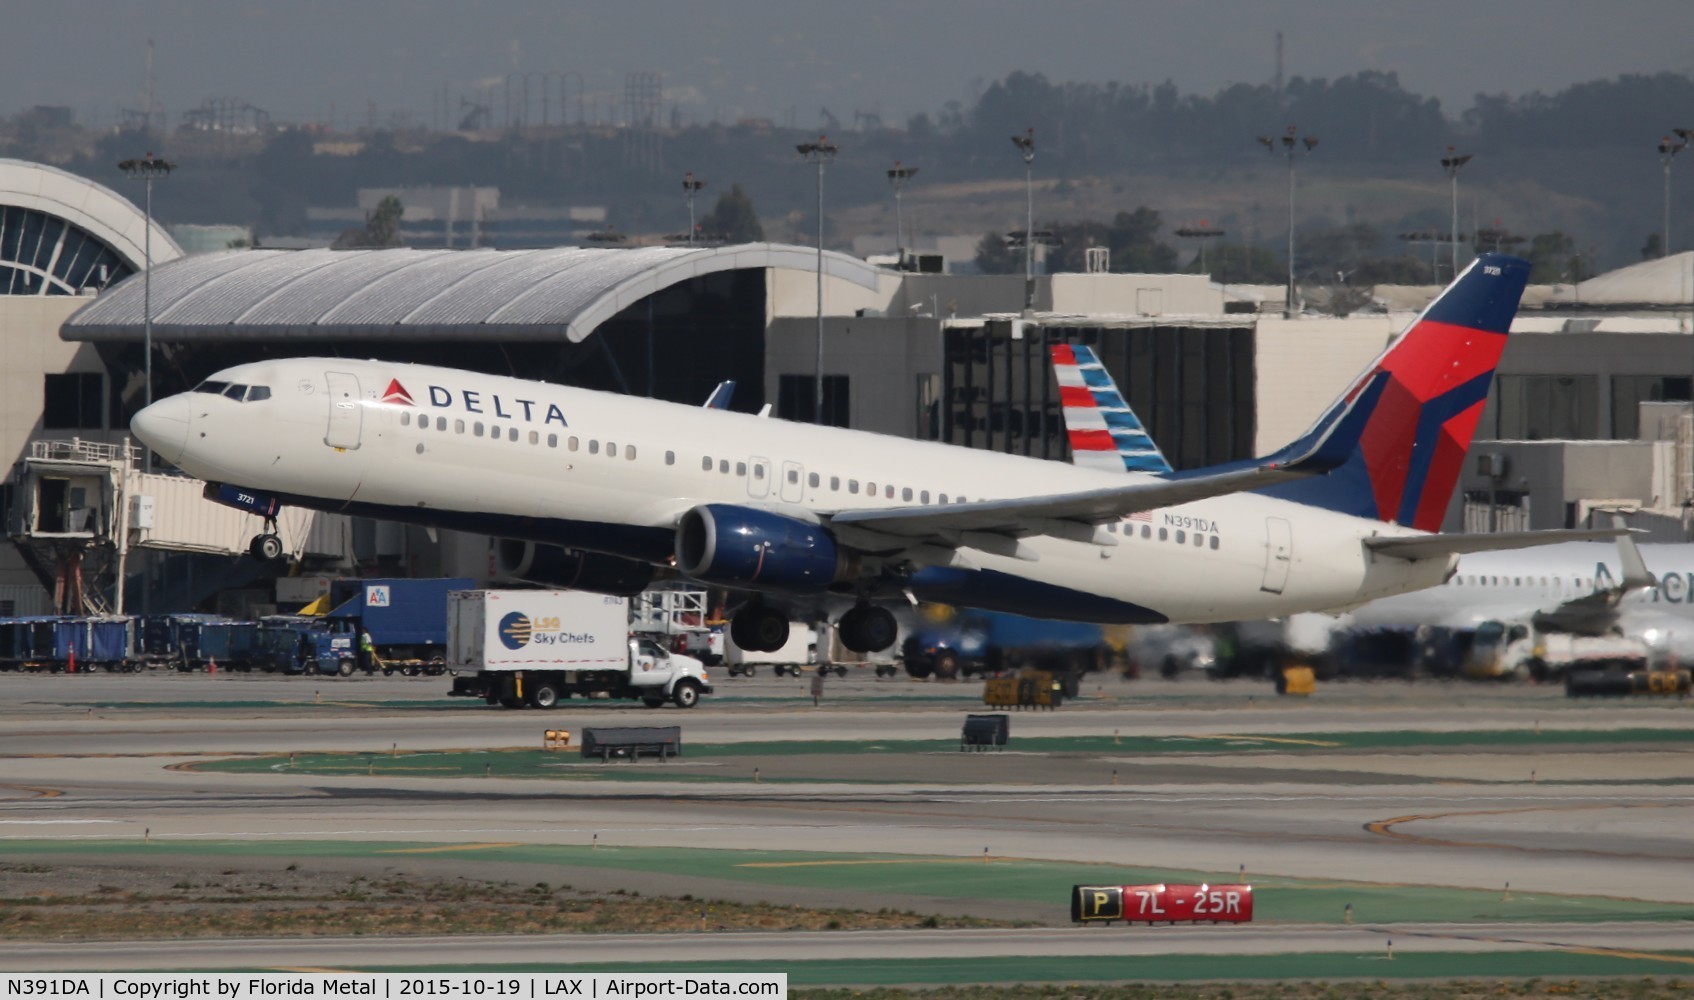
left=248, top=517, right=284, bottom=562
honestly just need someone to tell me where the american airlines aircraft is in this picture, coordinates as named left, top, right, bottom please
left=129, top=253, right=1615, bottom=656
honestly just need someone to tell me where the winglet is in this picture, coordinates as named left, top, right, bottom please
left=1050, top=344, right=1173, bottom=474
left=703, top=380, right=737, bottom=410
left=1611, top=514, right=1656, bottom=593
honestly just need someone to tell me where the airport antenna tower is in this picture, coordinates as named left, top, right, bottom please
left=1012, top=129, right=1036, bottom=311
left=117, top=152, right=175, bottom=472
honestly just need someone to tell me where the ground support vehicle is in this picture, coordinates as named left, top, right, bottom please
left=1465, top=621, right=1649, bottom=681
left=0, top=616, right=135, bottom=672
left=141, top=614, right=258, bottom=671
left=446, top=590, right=712, bottom=709
left=902, top=607, right=1116, bottom=694
left=253, top=616, right=344, bottom=675
left=319, top=577, right=472, bottom=676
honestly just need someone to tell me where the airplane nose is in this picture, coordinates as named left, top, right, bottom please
left=130, top=395, right=191, bottom=466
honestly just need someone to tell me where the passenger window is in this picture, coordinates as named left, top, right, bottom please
left=1159, top=528, right=1168, bottom=541
left=1209, top=536, right=1219, bottom=550
left=491, top=424, right=502, bottom=438
left=1175, top=530, right=1186, bottom=544
left=247, top=386, right=271, bottom=401
left=509, top=428, right=519, bottom=442
left=902, top=487, right=913, bottom=501
left=702, top=456, right=713, bottom=471
left=606, top=442, right=617, bottom=457
left=568, top=436, right=579, bottom=451
left=720, top=459, right=730, bottom=473
left=528, top=430, right=538, bottom=445
left=736, top=461, right=747, bottom=476
left=548, top=434, right=558, bottom=448
left=667, top=451, right=676, bottom=466
left=625, top=445, right=635, bottom=459
left=1193, top=533, right=1203, bottom=547
left=867, top=482, right=877, bottom=496
left=809, top=472, right=820, bottom=487
left=401, top=411, right=411, bottom=426
left=589, top=440, right=600, bottom=455
left=1141, top=525, right=1150, bottom=539
left=885, top=485, right=894, bottom=499
left=849, top=480, right=859, bottom=494
left=754, top=465, right=765, bottom=479
left=474, top=422, right=484, bottom=437
left=455, top=419, right=466, bottom=434
left=830, top=476, right=840, bottom=490
left=436, top=417, right=447, bottom=431
left=939, top=494, right=948, bottom=504
left=788, top=469, right=799, bottom=484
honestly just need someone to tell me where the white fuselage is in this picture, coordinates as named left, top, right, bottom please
left=135, top=358, right=1449, bottom=624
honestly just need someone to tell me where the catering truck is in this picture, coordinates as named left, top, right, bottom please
left=446, top=589, right=713, bottom=709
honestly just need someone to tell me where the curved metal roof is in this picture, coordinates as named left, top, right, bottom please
left=62, top=243, right=888, bottom=343
left=0, top=158, right=181, bottom=275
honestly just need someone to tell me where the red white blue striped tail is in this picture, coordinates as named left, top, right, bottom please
left=1051, top=344, right=1172, bottom=474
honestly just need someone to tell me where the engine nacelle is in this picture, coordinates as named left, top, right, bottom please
left=676, top=504, right=855, bottom=591
left=493, top=540, right=654, bottom=597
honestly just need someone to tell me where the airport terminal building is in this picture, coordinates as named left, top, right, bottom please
left=4, top=156, right=1693, bottom=613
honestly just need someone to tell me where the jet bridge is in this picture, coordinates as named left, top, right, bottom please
left=7, top=438, right=350, bottom=614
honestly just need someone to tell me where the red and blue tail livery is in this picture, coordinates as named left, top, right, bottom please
left=1263, top=253, right=1531, bottom=530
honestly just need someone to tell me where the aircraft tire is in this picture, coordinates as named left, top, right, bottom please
left=933, top=652, right=960, bottom=681
left=250, top=533, right=284, bottom=562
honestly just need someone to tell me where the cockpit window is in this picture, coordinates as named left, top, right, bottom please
left=245, top=385, right=271, bottom=401
left=222, top=384, right=246, bottom=400
left=194, top=380, right=231, bottom=395
left=193, top=380, right=271, bottom=402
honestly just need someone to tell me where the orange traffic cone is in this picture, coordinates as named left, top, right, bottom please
left=67, top=646, right=76, bottom=674
left=208, top=655, right=217, bottom=675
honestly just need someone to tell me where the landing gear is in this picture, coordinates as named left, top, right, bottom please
left=248, top=516, right=283, bottom=562
left=729, top=603, right=790, bottom=653
left=837, top=605, right=897, bottom=653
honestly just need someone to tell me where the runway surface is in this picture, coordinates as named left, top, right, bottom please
left=1, top=670, right=1690, bottom=977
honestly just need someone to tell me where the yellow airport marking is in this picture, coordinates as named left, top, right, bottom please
left=1366, top=803, right=1684, bottom=859
left=1562, top=946, right=1694, bottom=966
left=378, top=843, right=527, bottom=854
left=0, top=783, right=63, bottom=799
left=1170, top=734, right=1343, bottom=748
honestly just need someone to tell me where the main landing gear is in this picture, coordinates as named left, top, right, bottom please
left=729, top=602, right=791, bottom=653
left=837, top=604, right=897, bottom=654
left=248, top=517, right=284, bottom=562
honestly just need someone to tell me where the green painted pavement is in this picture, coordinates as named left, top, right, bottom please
left=348, top=950, right=1694, bottom=984
left=3, top=840, right=1688, bottom=925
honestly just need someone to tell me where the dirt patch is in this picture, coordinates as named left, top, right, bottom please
left=0, top=860, right=1016, bottom=939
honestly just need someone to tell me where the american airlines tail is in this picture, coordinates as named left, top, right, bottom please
left=1253, top=253, right=1531, bottom=530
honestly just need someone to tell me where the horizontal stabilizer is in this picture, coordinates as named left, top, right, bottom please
left=1364, top=527, right=1632, bottom=561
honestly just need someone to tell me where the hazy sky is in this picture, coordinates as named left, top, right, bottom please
left=5, top=0, right=1691, bottom=130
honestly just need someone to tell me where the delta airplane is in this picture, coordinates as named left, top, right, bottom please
left=130, top=253, right=1618, bottom=656
left=1052, top=341, right=1694, bottom=669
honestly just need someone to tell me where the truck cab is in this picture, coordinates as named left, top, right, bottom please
left=629, top=636, right=712, bottom=708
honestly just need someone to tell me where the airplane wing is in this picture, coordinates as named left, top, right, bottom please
left=828, top=462, right=1314, bottom=554
left=1531, top=517, right=1656, bottom=634
left=1364, top=528, right=1633, bottom=561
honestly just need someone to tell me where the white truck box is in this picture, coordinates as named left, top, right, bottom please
left=448, top=590, right=628, bottom=672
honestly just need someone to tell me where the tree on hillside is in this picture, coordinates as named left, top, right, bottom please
left=332, top=195, right=404, bottom=248
left=1525, top=230, right=1590, bottom=283
left=700, top=184, right=764, bottom=243
left=973, top=230, right=1018, bottom=274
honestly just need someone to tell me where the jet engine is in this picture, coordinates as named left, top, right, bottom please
left=493, top=540, right=654, bottom=596
left=675, top=504, right=856, bottom=590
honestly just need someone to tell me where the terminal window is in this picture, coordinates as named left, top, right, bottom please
left=42, top=372, right=104, bottom=430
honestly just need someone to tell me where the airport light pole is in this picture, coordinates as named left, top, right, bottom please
left=1658, top=136, right=1684, bottom=258
left=1259, top=127, right=1317, bottom=318
left=682, top=171, right=706, bottom=246
left=796, top=136, right=837, bottom=424
left=1441, top=147, right=1473, bottom=281
left=1011, top=129, right=1036, bottom=311
left=886, top=161, right=919, bottom=264
left=1676, top=129, right=1694, bottom=327
left=118, top=152, right=175, bottom=472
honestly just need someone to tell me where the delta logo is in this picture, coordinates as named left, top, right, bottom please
left=382, top=379, right=414, bottom=406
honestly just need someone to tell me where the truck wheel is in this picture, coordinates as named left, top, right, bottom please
left=833, top=666, right=848, bottom=678
left=528, top=683, right=561, bottom=709
left=933, top=652, right=960, bottom=681
left=642, top=695, right=667, bottom=708
left=904, top=661, right=933, bottom=679
left=498, top=695, right=525, bottom=709
left=772, top=665, right=787, bottom=678
left=337, top=658, right=355, bottom=678
left=744, top=665, right=756, bottom=677
left=672, top=680, right=702, bottom=709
